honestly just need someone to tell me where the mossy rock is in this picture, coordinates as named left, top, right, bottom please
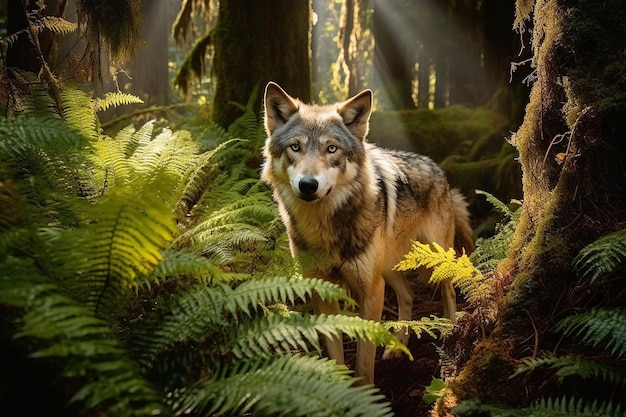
left=368, top=105, right=509, bottom=162
left=369, top=106, right=521, bottom=220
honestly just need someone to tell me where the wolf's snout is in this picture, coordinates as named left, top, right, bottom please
left=298, top=177, right=319, bottom=195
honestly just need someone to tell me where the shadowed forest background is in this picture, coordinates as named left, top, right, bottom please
left=1, top=1, right=625, bottom=417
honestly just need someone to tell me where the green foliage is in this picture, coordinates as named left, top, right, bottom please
left=395, top=242, right=490, bottom=305
left=0, top=84, right=400, bottom=416
left=574, top=228, right=626, bottom=283
left=383, top=316, right=454, bottom=341
left=471, top=190, right=522, bottom=271
left=422, top=378, right=447, bottom=405
left=455, top=226, right=626, bottom=416
left=172, top=355, right=393, bottom=417
left=454, top=397, right=626, bottom=417
left=556, top=308, right=626, bottom=358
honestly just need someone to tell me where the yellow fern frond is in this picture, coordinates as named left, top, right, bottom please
left=38, top=16, right=77, bottom=36
left=395, top=241, right=492, bottom=304
left=94, top=92, right=144, bottom=112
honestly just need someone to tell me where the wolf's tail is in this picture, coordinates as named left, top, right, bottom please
left=451, top=189, right=476, bottom=255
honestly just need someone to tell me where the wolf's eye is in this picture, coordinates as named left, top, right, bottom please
left=290, top=143, right=301, bottom=152
left=327, top=145, right=338, bottom=153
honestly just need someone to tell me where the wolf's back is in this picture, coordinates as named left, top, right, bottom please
left=451, top=189, right=475, bottom=255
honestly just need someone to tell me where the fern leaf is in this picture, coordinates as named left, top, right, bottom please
left=395, top=241, right=490, bottom=304
left=514, top=353, right=626, bottom=386
left=384, top=316, right=454, bottom=340
left=454, top=397, right=626, bottom=417
left=0, top=258, right=167, bottom=416
left=94, top=92, right=144, bottom=112
left=574, top=228, right=626, bottom=282
left=556, top=308, right=626, bottom=357
left=37, top=16, right=77, bottom=35
left=225, top=276, right=354, bottom=317
left=0, top=114, right=90, bottom=158
left=143, top=249, right=235, bottom=288
left=476, top=189, right=517, bottom=219
left=127, top=277, right=352, bottom=365
left=60, top=86, right=99, bottom=142
left=170, top=355, right=394, bottom=417
left=54, top=185, right=177, bottom=315
left=228, top=313, right=411, bottom=360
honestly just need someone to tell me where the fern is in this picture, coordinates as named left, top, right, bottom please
left=171, top=355, right=394, bottom=417
left=94, top=92, right=144, bottom=112
left=143, top=249, right=236, bottom=287
left=228, top=313, right=411, bottom=360
left=556, top=308, right=626, bottom=358
left=383, top=316, right=455, bottom=340
left=61, top=86, right=100, bottom=142
left=514, top=354, right=626, bottom=386
left=574, top=228, right=626, bottom=283
left=0, top=258, right=167, bottom=417
left=125, top=277, right=353, bottom=365
left=471, top=190, right=521, bottom=271
left=2, top=85, right=399, bottom=416
left=395, top=241, right=491, bottom=304
left=454, top=397, right=626, bottom=417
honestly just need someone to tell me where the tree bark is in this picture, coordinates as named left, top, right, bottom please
left=442, top=0, right=626, bottom=410
left=211, top=0, right=311, bottom=128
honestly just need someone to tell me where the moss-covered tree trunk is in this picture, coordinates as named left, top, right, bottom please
left=441, top=0, right=626, bottom=411
left=211, top=0, right=311, bottom=128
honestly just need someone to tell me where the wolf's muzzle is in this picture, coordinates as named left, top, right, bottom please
left=298, top=176, right=319, bottom=200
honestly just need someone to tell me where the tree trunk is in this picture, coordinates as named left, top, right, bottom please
left=7, top=0, right=67, bottom=73
left=211, top=0, right=311, bottom=128
left=442, top=0, right=626, bottom=410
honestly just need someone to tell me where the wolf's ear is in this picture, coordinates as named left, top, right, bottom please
left=264, top=82, right=299, bottom=135
left=338, top=89, right=372, bottom=140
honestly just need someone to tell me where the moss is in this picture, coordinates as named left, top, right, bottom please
left=446, top=338, right=521, bottom=405
left=368, top=105, right=509, bottom=163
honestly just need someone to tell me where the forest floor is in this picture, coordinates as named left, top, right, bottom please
left=343, top=281, right=460, bottom=417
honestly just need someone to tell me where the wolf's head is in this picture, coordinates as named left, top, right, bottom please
left=261, top=82, right=372, bottom=203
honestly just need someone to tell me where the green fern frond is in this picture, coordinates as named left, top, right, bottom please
left=225, top=276, right=354, bottom=317
left=170, top=355, right=393, bottom=417
left=226, top=83, right=265, bottom=141
left=0, top=114, right=90, bottom=158
left=574, top=228, right=626, bottom=282
left=228, top=313, right=411, bottom=360
left=514, top=353, right=626, bottom=385
left=60, top=86, right=99, bottom=142
left=471, top=190, right=521, bottom=271
left=475, top=189, right=521, bottom=219
left=143, top=249, right=236, bottom=288
left=384, top=316, right=454, bottom=340
left=556, top=308, right=626, bottom=357
left=454, top=396, right=626, bottom=417
left=54, top=184, right=177, bottom=315
left=127, top=277, right=352, bottom=364
left=395, top=241, right=491, bottom=304
left=94, top=92, right=144, bottom=112
left=526, top=397, right=626, bottom=417
left=0, top=258, right=167, bottom=416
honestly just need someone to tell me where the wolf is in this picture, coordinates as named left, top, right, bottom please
left=261, top=82, right=475, bottom=385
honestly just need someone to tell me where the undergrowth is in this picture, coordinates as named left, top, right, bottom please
left=0, top=80, right=401, bottom=417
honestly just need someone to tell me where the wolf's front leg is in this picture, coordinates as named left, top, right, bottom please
left=354, top=275, right=386, bottom=385
left=311, top=293, right=344, bottom=364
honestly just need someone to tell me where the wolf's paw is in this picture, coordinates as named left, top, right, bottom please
left=381, top=347, right=405, bottom=360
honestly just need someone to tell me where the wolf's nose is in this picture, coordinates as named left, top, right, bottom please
left=298, top=177, right=318, bottom=195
